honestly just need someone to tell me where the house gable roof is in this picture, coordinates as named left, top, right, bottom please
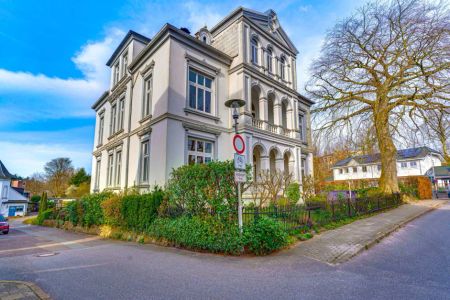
left=210, top=7, right=298, bottom=55
left=333, top=147, right=442, bottom=168
left=106, top=30, right=151, bottom=67
left=0, top=160, right=13, bottom=180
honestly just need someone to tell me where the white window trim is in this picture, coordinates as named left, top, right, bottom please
left=115, top=149, right=122, bottom=186
left=97, top=113, right=104, bottom=146
left=184, top=57, right=219, bottom=120
left=184, top=132, right=218, bottom=165
left=107, top=152, right=114, bottom=187
left=94, top=157, right=101, bottom=191
left=138, top=137, right=151, bottom=185
left=142, top=73, right=153, bottom=119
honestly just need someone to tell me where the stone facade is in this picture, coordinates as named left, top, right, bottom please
left=90, top=8, right=314, bottom=193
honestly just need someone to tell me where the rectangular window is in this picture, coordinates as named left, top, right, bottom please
left=110, top=103, right=117, bottom=135
left=118, top=98, right=125, bottom=131
left=98, top=114, right=104, bottom=145
left=143, top=75, right=153, bottom=117
left=114, top=62, right=120, bottom=85
left=299, top=114, right=306, bottom=142
left=107, top=153, right=114, bottom=186
left=251, top=39, right=258, bottom=64
left=344, top=168, right=349, bottom=173
left=353, top=167, right=357, bottom=173
left=377, top=165, right=382, bottom=171
left=188, top=68, right=212, bottom=114
left=362, top=166, right=368, bottom=172
left=2, top=186, right=8, bottom=199
left=140, top=141, right=150, bottom=183
left=339, top=169, right=343, bottom=174
left=187, top=137, right=213, bottom=165
left=115, top=151, right=122, bottom=186
left=410, top=161, right=417, bottom=168
left=121, top=52, right=128, bottom=77
left=301, top=158, right=306, bottom=177
left=95, top=159, right=101, bottom=190
left=400, top=162, right=408, bottom=168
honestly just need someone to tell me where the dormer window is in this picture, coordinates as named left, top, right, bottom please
left=280, top=56, right=286, bottom=80
left=266, top=48, right=273, bottom=73
left=251, top=37, right=258, bottom=64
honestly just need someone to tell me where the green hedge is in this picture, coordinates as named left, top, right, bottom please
left=121, top=188, right=164, bottom=232
left=64, top=192, right=111, bottom=226
left=166, top=160, right=238, bottom=215
left=149, top=216, right=243, bottom=254
left=149, top=215, right=288, bottom=255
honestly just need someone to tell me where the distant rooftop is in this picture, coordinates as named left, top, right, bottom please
left=0, top=160, right=13, bottom=180
left=333, top=147, right=442, bottom=168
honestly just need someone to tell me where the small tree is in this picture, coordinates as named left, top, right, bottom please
left=44, top=158, right=74, bottom=197
left=38, top=192, right=48, bottom=216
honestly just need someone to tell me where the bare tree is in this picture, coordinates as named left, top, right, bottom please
left=44, top=158, right=74, bottom=197
left=25, top=173, right=46, bottom=196
left=307, top=0, right=450, bottom=193
left=420, top=109, right=450, bottom=164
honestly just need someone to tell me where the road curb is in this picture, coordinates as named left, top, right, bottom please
left=333, top=201, right=446, bottom=264
left=0, top=280, right=51, bottom=299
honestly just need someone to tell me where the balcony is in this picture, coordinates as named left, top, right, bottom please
left=250, top=118, right=299, bottom=139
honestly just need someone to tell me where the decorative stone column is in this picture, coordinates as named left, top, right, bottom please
left=275, top=157, right=284, bottom=172
left=259, top=97, right=268, bottom=130
left=260, top=155, right=270, bottom=171
left=273, top=101, right=282, bottom=133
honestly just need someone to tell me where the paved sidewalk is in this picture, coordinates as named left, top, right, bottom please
left=284, top=199, right=448, bottom=265
left=0, top=281, right=50, bottom=300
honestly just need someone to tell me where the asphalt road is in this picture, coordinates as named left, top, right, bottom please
left=1, top=202, right=449, bottom=300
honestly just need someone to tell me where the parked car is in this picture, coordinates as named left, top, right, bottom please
left=0, top=215, right=9, bottom=234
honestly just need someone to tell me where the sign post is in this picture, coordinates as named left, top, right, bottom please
left=224, top=99, right=247, bottom=237
left=233, top=134, right=246, bottom=234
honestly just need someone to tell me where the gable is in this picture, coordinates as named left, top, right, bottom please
left=243, top=9, right=298, bottom=54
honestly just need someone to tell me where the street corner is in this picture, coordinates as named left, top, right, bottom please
left=0, top=281, right=51, bottom=300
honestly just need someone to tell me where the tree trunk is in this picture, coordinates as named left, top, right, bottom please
left=374, top=110, right=400, bottom=193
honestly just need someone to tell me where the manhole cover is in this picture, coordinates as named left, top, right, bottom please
left=35, top=252, right=59, bottom=257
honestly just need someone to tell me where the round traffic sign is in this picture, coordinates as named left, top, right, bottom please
left=233, top=134, right=245, bottom=154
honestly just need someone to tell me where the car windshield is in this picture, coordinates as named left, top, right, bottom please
left=0, top=215, right=6, bottom=222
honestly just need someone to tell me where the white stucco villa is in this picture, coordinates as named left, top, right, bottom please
left=332, top=147, right=442, bottom=181
left=90, top=7, right=314, bottom=193
left=0, top=161, right=28, bottom=217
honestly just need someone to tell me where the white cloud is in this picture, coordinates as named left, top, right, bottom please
left=0, top=28, right=124, bottom=120
left=299, top=5, right=312, bottom=12
left=184, top=1, right=223, bottom=32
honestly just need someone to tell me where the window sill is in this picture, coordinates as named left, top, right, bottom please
left=108, top=129, right=124, bottom=140
left=139, top=115, right=152, bottom=124
left=184, top=108, right=220, bottom=122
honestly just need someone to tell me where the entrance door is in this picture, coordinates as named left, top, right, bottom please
left=8, top=206, right=16, bottom=217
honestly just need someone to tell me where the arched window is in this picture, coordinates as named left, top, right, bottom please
left=266, top=48, right=273, bottom=73
left=280, top=56, right=286, bottom=80
left=251, top=37, right=258, bottom=64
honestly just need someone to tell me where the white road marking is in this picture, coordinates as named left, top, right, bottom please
left=20, top=263, right=109, bottom=274
left=0, top=236, right=101, bottom=254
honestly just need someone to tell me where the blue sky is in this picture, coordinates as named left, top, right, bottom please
left=0, top=0, right=368, bottom=177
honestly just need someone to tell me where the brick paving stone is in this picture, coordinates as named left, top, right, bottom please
left=284, top=200, right=447, bottom=265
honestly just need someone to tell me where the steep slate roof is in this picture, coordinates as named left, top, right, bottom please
left=0, top=160, right=13, bottom=179
left=333, top=147, right=442, bottom=168
left=106, top=30, right=151, bottom=67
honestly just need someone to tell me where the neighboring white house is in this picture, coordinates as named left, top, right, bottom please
left=332, top=147, right=443, bottom=181
left=90, top=7, right=314, bottom=193
left=0, top=161, right=28, bottom=217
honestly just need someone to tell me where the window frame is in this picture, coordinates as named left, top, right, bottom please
left=280, top=56, right=286, bottom=80
left=110, top=102, right=117, bottom=136
left=121, top=52, right=128, bottom=78
left=118, top=98, right=125, bottom=131
left=187, top=67, right=214, bottom=114
left=410, top=161, right=417, bottom=168
left=251, top=37, right=258, bottom=64
left=139, top=139, right=150, bottom=184
left=114, top=62, right=120, bottom=85
left=115, top=150, right=122, bottom=186
left=2, top=186, right=8, bottom=199
left=142, top=74, right=153, bottom=118
left=107, top=152, right=114, bottom=187
left=362, top=166, right=368, bottom=173
left=298, top=113, right=306, bottom=142
left=94, top=157, right=101, bottom=190
left=266, top=48, right=273, bottom=73
left=98, top=113, right=104, bottom=145
left=186, top=137, right=214, bottom=165
left=400, top=162, right=408, bottom=168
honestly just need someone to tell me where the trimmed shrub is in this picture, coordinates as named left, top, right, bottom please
left=121, top=187, right=164, bottom=232
left=166, top=161, right=237, bottom=215
left=37, top=209, right=53, bottom=225
left=65, top=200, right=81, bottom=226
left=149, top=216, right=243, bottom=254
left=243, top=216, right=289, bottom=255
left=101, top=193, right=124, bottom=227
left=79, top=192, right=111, bottom=227
left=285, top=182, right=300, bottom=204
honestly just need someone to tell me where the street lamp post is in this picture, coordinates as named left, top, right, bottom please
left=225, top=99, right=246, bottom=234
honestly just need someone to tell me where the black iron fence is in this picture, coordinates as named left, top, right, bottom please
left=161, top=193, right=402, bottom=231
